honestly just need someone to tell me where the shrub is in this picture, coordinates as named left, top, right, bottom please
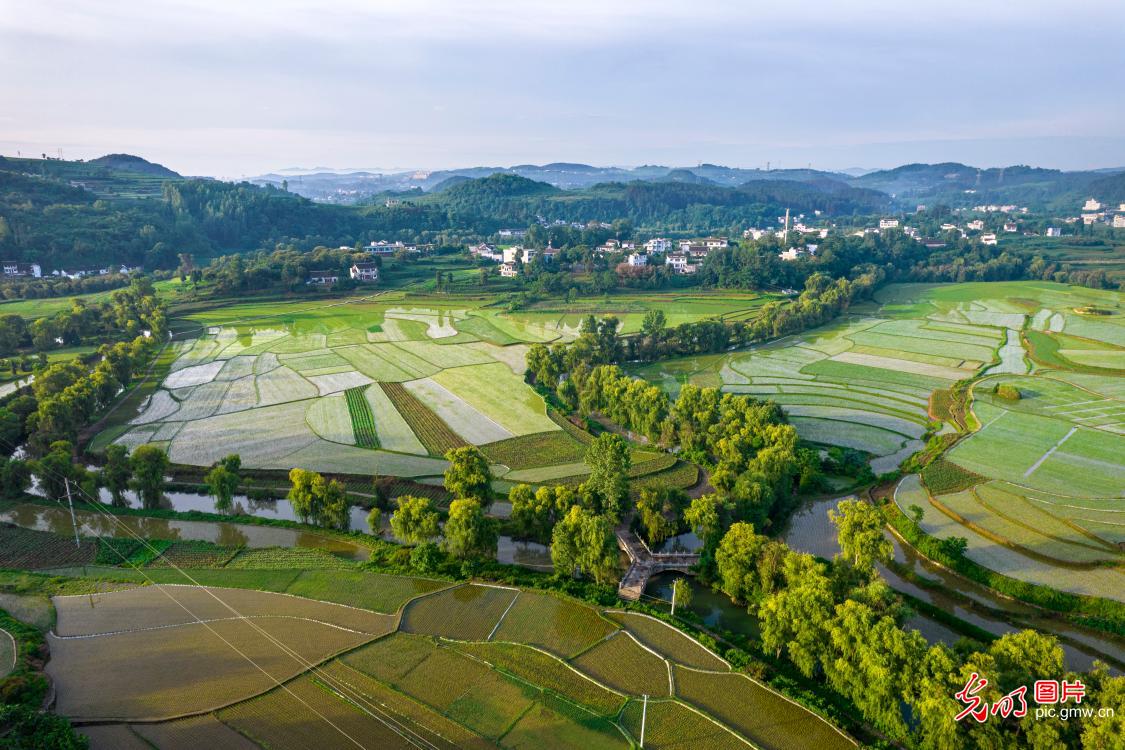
left=992, top=383, right=1021, bottom=400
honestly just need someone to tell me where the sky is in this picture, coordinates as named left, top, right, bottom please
left=2, top=0, right=1124, bottom=178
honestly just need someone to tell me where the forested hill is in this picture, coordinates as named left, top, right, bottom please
left=0, top=159, right=891, bottom=273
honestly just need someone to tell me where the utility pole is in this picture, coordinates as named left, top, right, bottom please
left=640, top=694, right=648, bottom=748
left=670, top=581, right=677, bottom=617
left=64, top=479, right=80, bottom=548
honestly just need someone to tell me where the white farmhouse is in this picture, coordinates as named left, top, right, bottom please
left=981, top=233, right=998, bottom=246
left=878, top=218, right=900, bottom=229
left=349, top=262, right=380, bottom=282
left=626, top=252, right=648, bottom=267
left=499, top=262, right=519, bottom=277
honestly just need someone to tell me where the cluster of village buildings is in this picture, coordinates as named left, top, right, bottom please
left=468, top=236, right=732, bottom=276
left=0, top=262, right=141, bottom=281
left=1076, top=199, right=1125, bottom=228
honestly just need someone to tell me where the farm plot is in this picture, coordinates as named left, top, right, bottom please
left=947, top=406, right=1125, bottom=497
left=53, top=585, right=394, bottom=636
left=673, top=666, right=856, bottom=750
left=318, top=660, right=493, bottom=750
left=0, top=525, right=96, bottom=568
left=605, top=612, right=728, bottom=671
left=973, top=483, right=1122, bottom=557
left=163, top=360, right=225, bottom=389
left=284, top=570, right=449, bottom=613
left=335, top=344, right=416, bottom=381
left=171, top=380, right=231, bottom=421
left=432, top=362, right=558, bottom=436
left=401, top=583, right=519, bottom=641
left=48, top=616, right=378, bottom=720
left=218, top=675, right=430, bottom=750
left=931, top=490, right=1119, bottom=566
left=620, top=699, right=748, bottom=750
left=380, top=381, right=468, bottom=455
left=255, top=366, right=318, bottom=406
left=131, top=390, right=181, bottom=424
left=480, top=431, right=588, bottom=470
left=571, top=631, right=670, bottom=697
left=130, top=715, right=261, bottom=750
left=263, top=441, right=448, bottom=477
left=170, top=400, right=319, bottom=467
left=490, top=591, right=617, bottom=657
left=347, top=635, right=536, bottom=740
left=367, top=342, right=441, bottom=378
left=305, top=394, right=355, bottom=445
left=364, top=384, right=426, bottom=454
left=453, top=641, right=625, bottom=716
left=499, top=700, right=625, bottom=750
left=344, top=386, right=378, bottom=448
left=306, top=370, right=373, bottom=396
left=787, top=417, right=910, bottom=456
left=404, top=377, right=513, bottom=444
left=216, top=355, right=257, bottom=381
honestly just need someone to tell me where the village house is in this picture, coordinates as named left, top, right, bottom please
left=521, top=247, right=538, bottom=264
left=1, top=261, right=42, bottom=278
left=1046, top=227, right=1062, bottom=237
left=981, top=233, right=998, bottom=246
left=1113, top=215, right=1125, bottom=229
left=306, top=270, right=339, bottom=285
left=470, top=243, right=503, bottom=262
left=644, top=237, right=672, bottom=253
left=878, top=218, right=900, bottom=230
left=366, top=241, right=403, bottom=255
left=1083, top=198, right=1102, bottom=212
left=499, top=262, right=519, bottom=278
left=498, top=228, right=527, bottom=239
left=742, top=228, right=771, bottom=241
left=1003, top=222, right=1018, bottom=232
left=778, top=245, right=817, bottom=261
left=502, top=246, right=522, bottom=264
left=966, top=219, right=985, bottom=231
left=1082, top=213, right=1103, bottom=225
left=703, top=236, right=729, bottom=249
left=626, top=252, right=647, bottom=267
left=541, top=245, right=559, bottom=262
left=349, top=262, right=380, bottom=282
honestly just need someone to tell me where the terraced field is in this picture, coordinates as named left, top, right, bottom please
left=52, top=568, right=854, bottom=750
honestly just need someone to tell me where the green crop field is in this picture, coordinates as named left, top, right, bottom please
left=34, top=557, right=859, bottom=748
left=490, top=591, right=617, bottom=658
left=401, top=583, right=519, bottom=641
left=619, top=699, right=748, bottom=750
left=570, top=631, right=671, bottom=697
left=605, top=612, right=728, bottom=671
left=673, top=666, right=856, bottom=750
left=344, top=385, right=379, bottom=448
left=453, top=641, right=626, bottom=716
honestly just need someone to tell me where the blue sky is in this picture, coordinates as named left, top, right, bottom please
left=2, top=0, right=1123, bottom=177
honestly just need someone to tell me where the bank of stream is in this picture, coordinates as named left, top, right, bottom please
left=645, top=494, right=1124, bottom=673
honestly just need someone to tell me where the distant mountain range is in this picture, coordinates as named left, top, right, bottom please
left=251, top=161, right=1125, bottom=210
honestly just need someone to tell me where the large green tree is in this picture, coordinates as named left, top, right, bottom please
left=204, top=454, right=241, bottom=513
left=101, top=444, right=132, bottom=507
left=714, top=522, right=767, bottom=604
left=130, top=444, right=168, bottom=509
left=443, top=498, right=497, bottom=560
left=829, top=499, right=892, bottom=572
left=443, top=446, right=493, bottom=507
left=583, top=433, right=631, bottom=519
left=757, top=552, right=834, bottom=677
left=550, top=506, right=618, bottom=585
left=390, top=495, right=441, bottom=545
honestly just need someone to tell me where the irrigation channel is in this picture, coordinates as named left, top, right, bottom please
left=646, top=493, right=1125, bottom=673
left=15, top=480, right=554, bottom=570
